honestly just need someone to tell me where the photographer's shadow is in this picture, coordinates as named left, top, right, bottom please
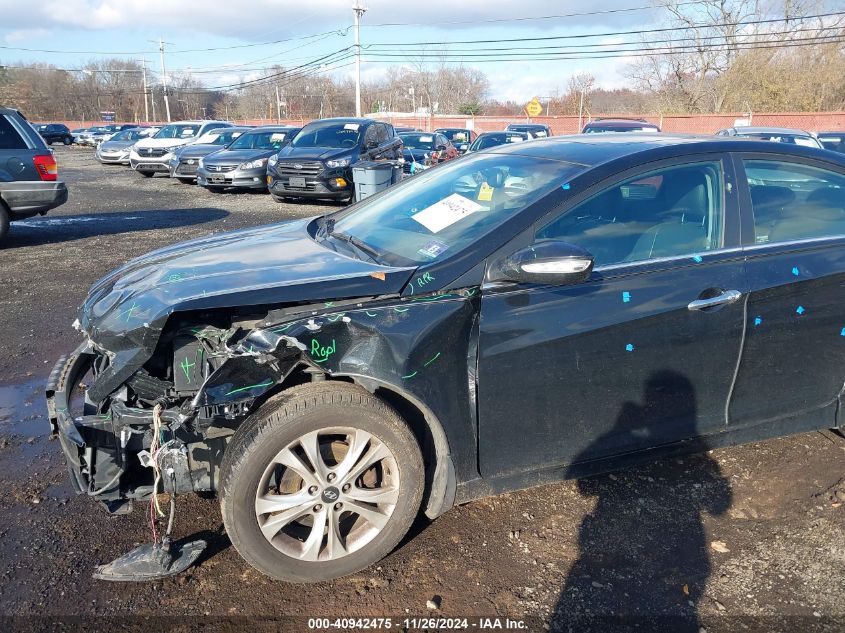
left=551, top=370, right=732, bottom=632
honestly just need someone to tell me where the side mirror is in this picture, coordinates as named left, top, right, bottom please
left=493, top=241, right=594, bottom=286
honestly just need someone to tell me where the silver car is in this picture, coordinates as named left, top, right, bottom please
left=95, top=128, right=156, bottom=165
left=168, top=126, right=252, bottom=183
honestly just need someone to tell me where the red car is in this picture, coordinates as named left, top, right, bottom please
left=399, top=132, right=460, bottom=173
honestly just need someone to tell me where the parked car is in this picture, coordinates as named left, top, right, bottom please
left=130, top=120, right=232, bottom=177
left=267, top=117, right=402, bottom=202
left=35, top=123, right=74, bottom=145
left=582, top=118, right=661, bottom=133
left=716, top=126, right=823, bottom=148
left=505, top=123, right=550, bottom=137
left=0, top=107, right=68, bottom=242
left=816, top=131, right=845, bottom=154
left=467, top=131, right=532, bottom=152
left=196, top=126, right=299, bottom=191
left=77, top=126, right=113, bottom=147
left=399, top=131, right=459, bottom=173
left=434, top=128, right=477, bottom=153
left=95, top=128, right=154, bottom=165
left=70, top=127, right=90, bottom=144
left=169, top=126, right=252, bottom=183
left=47, top=133, right=845, bottom=583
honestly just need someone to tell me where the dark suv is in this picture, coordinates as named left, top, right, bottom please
left=35, top=123, right=74, bottom=145
left=0, top=108, right=69, bottom=241
left=267, top=118, right=402, bottom=202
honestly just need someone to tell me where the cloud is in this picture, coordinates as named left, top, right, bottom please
left=4, top=28, right=52, bottom=44
left=0, top=0, right=657, bottom=39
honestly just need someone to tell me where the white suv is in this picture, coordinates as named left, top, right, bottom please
left=130, top=120, right=232, bottom=177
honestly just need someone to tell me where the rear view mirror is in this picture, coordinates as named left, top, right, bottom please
left=493, top=241, right=594, bottom=286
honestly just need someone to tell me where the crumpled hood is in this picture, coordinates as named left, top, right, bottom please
left=203, top=148, right=276, bottom=165
left=275, top=145, right=355, bottom=162
left=79, top=217, right=415, bottom=355
left=134, top=136, right=196, bottom=150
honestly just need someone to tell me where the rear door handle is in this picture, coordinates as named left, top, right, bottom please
left=687, top=289, right=742, bottom=311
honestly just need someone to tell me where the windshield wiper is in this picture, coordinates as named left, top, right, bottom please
left=328, top=230, right=383, bottom=264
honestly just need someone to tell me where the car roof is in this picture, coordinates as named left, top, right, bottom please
left=818, top=131, right=845, bottom=136
left=435, top=127, right=470, bottom=131
left=485, top=133, right=845, bottom=168
left=584, top=119, right=659, bottom=128
left=728, top=126, right=813, bottom=136
left=243, top=125, right=298, bottom=133
left=305, top=117, right=373, bottom=125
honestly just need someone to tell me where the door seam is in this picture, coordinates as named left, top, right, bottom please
left=724, top=290, right=748, bottom=426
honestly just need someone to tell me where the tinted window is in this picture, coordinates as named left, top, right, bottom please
left=818, top=135, right=845, bottom=154
left=400, top=133, right=437, bottom=150
left=584, top=125, right=659, bottom=134
left=537, top=161, right=724, bottom=267
left=0, top=115, right=27, bottom=149
left=228, top=130, right=289, bottom=150
left=470, top=133, right=527, bottom=151
left=291, top=121, right=362, bottom=148
left=744, top=159, right=845, bottom=244
left=155, top=124, right=200, bottom=139
left=375, top=124, right=389, bottom=144
left=735, top=133, right=821, bottom=148
left=364, top=125, right=379, bottom=147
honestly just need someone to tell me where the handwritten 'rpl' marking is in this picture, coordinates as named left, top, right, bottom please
left=310, top=338, right=336, bottom=363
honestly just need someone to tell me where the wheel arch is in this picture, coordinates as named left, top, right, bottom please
left=336, top=373, right=456, bottom=520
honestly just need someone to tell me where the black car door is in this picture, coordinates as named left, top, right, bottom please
left=728, top=153, right=845, bottom=433
left=477, top=155, right=746, bottom=478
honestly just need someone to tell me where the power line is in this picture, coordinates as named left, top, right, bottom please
left=364, top=1, right=708, bottom=27
left=364, top=34, right=845, bottom=63
left=365, top=10, right=845, bottom=47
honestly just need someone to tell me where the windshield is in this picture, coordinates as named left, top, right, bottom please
left=438, top=129, right=470, bottom=142
left=330, top=153, right=582, bottom=265
left=509, top=125, right=547, bottom=137
left=400, top=133, right=437, bottom=150
left=229, top=130, right=290, bottom=150
left=196, top=129, right=244, bottom=145
left=292, top=121, right=362, bottom=148
left=111, top=129, right=143, bottom=141
left=470, top=134, right=526, bottom=151
left=584, top=125, right=657, bottom=133
left=155, top=124, right=200, bottom=139
left=736, top=133, right=821, bottom=148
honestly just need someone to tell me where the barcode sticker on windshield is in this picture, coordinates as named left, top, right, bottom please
left=270, top=133, right=286, bottom=142
left=411, top=194, right=484, bottom=233
left=344, top=123, right=360, bottom=131
left=420, top=136, right=434, bottom=142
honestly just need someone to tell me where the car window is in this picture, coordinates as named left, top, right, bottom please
left=0, top=114, right=28, bottom=150
left=332, top=154, right=584, bottom=265
left=536, top=161, right=724, bottom=267
left=376, top=124, right=389, bottom=144
left=364, top=125, right=379, bottom=148
left=228, top=130, right=289, bottom=150
left=291, top=121, right=362, bottom=149
left=744, top=159, right=845, bottom=244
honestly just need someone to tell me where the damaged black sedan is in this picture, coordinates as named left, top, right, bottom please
left=48, top=134, right=845, bottom=582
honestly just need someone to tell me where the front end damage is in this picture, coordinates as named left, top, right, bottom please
left=46, top=289, right=477, bottom=517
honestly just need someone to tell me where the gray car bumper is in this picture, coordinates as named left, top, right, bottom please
left=196, top=166, right=267, bottom=189
left=0, top=180, right=69, bottom=217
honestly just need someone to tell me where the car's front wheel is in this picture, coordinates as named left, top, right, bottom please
left=220, top=382, right=424, bottom=583
left=63, top=136, right=72, bottom=145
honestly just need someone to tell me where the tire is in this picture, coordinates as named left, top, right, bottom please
left=220, top=382, right=424, bottom=583
left=271, top=193, right=288, bottom=203
left=63, top=136, right=72, bottom=145
left=0, top=203, right=9, bottom=243
left=139, top=171, right=154, bottom=178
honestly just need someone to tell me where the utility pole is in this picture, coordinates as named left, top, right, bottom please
left=154, top=37, right=172, bottom=122
left=353, top=1, right=366, bottom=117
left=275, top=85, right=282, bottom=123
left=139, top=57, right=150, bottom=123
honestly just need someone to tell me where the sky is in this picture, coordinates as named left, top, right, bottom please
left=0, top=0, right=675, bottom=103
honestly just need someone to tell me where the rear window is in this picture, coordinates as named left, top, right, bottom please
left=0, top=115, right=28, bottom=150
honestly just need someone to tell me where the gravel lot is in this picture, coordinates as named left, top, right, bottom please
left=0, top=145, right=844, bottom=632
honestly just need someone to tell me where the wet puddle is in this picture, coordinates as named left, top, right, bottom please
left=0, top=377, right=49, bottom=441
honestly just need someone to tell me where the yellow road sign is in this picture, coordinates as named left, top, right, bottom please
left=525, top=98, right=543, bottom=117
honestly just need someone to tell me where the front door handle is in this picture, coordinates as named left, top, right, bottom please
left=687, top=289, right=742, bottom=311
